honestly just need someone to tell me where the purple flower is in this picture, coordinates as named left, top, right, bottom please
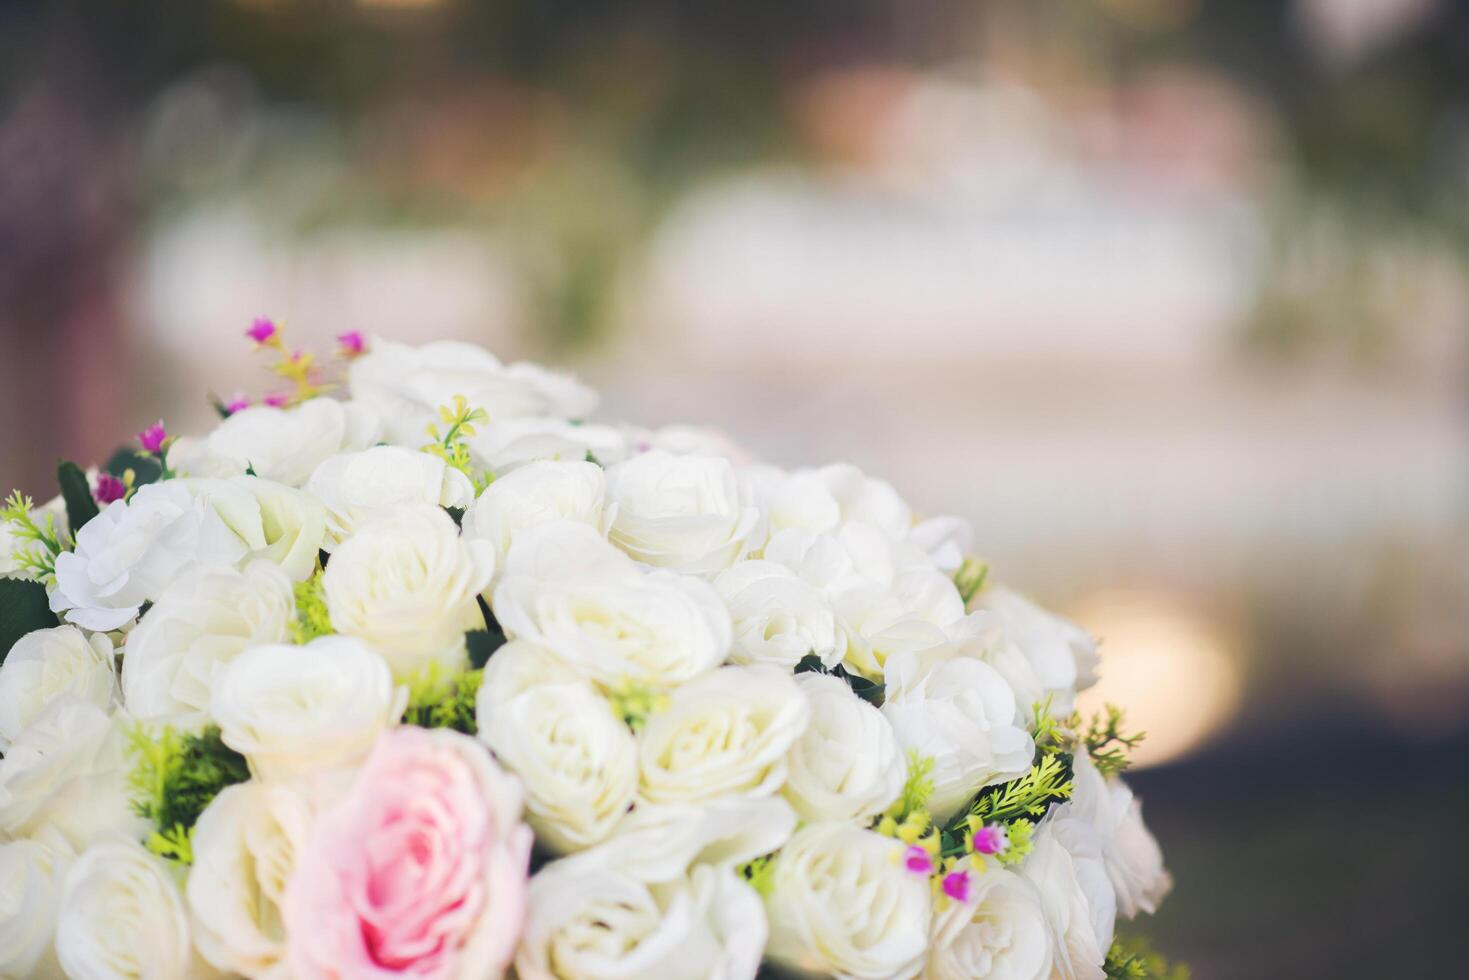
left=972, top=824, right=1009, bottom=856
left=137, top=421, right=168, bottom=454
left=246, top=317, right=278, bottom=344
left=224, top=394, right=251, bottom=414
left=93, top=473, right=126, bottom=504
left=904, top=845, right=934, bottom=875
left=942, top=870, right=972, bottom=903
left=263, top=392, right=290, bottom=408
left=337, top=330, right=366, bottom=356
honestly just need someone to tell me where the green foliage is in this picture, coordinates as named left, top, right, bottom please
left=1081, top=704, right=1147, bottom=778
left=466, top=628, right=505, bottom=670
left=1031, top=696, right=1068, bottom=755
left=1, top=491, right=67, bottom=582
left=403, top=666, right=484, bottom=735
left=127, top=725, right=250, bottom=864
left=56, top=460, right=99, bottom=532
left=291, top=573, right=334, bottom=644
left=994, top=818, right=1035, bottom=866
left=953, top=556, right=989, bottom=606
left=584, top=449, right=603, bottom=467
left=607, top=680, right=668, bottom=732
left=1104, top=935, right=1191, bottom=980
left=890, top=752, right=936, bottom=824
left=0, top=578, right=60, bottom=664
left=422, top=395, right=490, bottom=494
left=793, top=653, right=884, bottom=706
left=104, top=447, right=162, bottom=488
left=738, top=854, right=777, bottom=899
left=967, top=753, right=1075, bottom=827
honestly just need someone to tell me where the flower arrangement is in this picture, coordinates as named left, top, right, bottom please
left=0, top=325, right=1180, bottom=980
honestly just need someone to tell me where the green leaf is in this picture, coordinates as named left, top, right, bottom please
left=444, top=506, right=466, bottom=527
left=57, top=460, right=99, bottom=533
left=0, top=578, right=59, bottom=664
left=467, top=622, right=506, bottom=670
left=104, top=447, right=162, bottom=487
left=794, top=654, right=884, bottom=707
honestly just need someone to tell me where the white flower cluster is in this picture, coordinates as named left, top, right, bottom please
left=0, top=336, right=1172, bottom=979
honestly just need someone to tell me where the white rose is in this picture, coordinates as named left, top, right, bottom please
left=322, top=504, right=494, bottom=678
left=0, top=697, right=145, bottom=849
left=765, top=523, right=964, bottom=677
left=187, top=781, right=314, bottom=978
left=211, top=637, right=405, bottom=782
left=492, top=521, right=730, bottom=690
left=0, top=831, right=72, bottom=979
left=171, top=397, right=381, bottom=487
left=749, top=463, right=912, bottom=542
left=604, top=450, right=761, bottom=574
left=882, top=653, right=1034, bottom=824
left=1067, top=753, right=1172, bottom=919
left=0, top=625, right=116, bottom=751
left=477, top=647, right=636, bottom=853
left=714, top=560, right=840, bottom=669
left=972, top=588, right=1099, bottom=716
left=908, top=514, right=973, bottom=574
left=50, top=482, right=249, bottom=631
left=307, top=445, right=475, bottom=550
left=925, top=867, right=1052, bottom=980
left=765, top=822, right=931, bottom=980
left=516, top=862, right=765, bottom=980
left=834, top=561, right=963, bottom=678
left=573, top=796, right=797, bottom=884
left=810, top=463, right=913, bottom=540
left=467, top=417, right=629, bottom=474
left=764, top=522, right=896, bottom=595
left=190, top=475, right=328, bottom=581
left=782, top=672, right=904, bottom=824
left=121, top=561, right=294, bottom=731
left=464, top=459, right=610, bottom=577
left=56, top=838, right=195, bottom=980
left=1022, top=808, right=1116, bottom=980
left=348, top=338, right=597, bottom=446
left=638, top=665, right=809, bottom=806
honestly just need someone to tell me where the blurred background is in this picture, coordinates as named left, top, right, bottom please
left=2, top=0, right=1466, bottom=974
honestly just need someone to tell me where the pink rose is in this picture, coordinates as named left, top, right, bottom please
left=284, top=728, right=533, bottom=979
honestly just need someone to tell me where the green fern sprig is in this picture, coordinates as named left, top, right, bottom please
left=422, top=395, right=491, bottom=494
left=1, top=491, right=68, bottom=581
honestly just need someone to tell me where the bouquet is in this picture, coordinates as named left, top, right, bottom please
left=0, top=324, right=1179, bottom=980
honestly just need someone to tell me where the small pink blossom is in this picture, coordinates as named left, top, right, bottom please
left=137, top=421, right=168, bottom=454
left=93, top=473, right=126, bottom=504
left=246, top=317, right=278, bottom=344
left=224, top=394, right=251, bottom=414
left=904, top=845, right=934, bottom=875
left=262, top=392, right=290, bottom=408
left=973, top=824, right=1009, bottom=856
left=337, top=330, right=366, bottom=356
left=284, top=728, right=532, bottom=980
left=942, top=869, right=972, bottom=903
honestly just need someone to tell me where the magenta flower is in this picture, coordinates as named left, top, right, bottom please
left=904, top=845, right=934, bottom=875
left=246, top=318, right=278, bottom=344
left=941, top=869, right=972, bottom=903
left=137, top=421, right=168, bottom=454
left=224, top=394, right=251, bottom=414
left=93, top=473, right=127, bottom=504
left=972, top=824, right=1009, bottom=856
left=262, top=392, right=290, bottom=408
left=337, top=330, right=365, bottom=356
